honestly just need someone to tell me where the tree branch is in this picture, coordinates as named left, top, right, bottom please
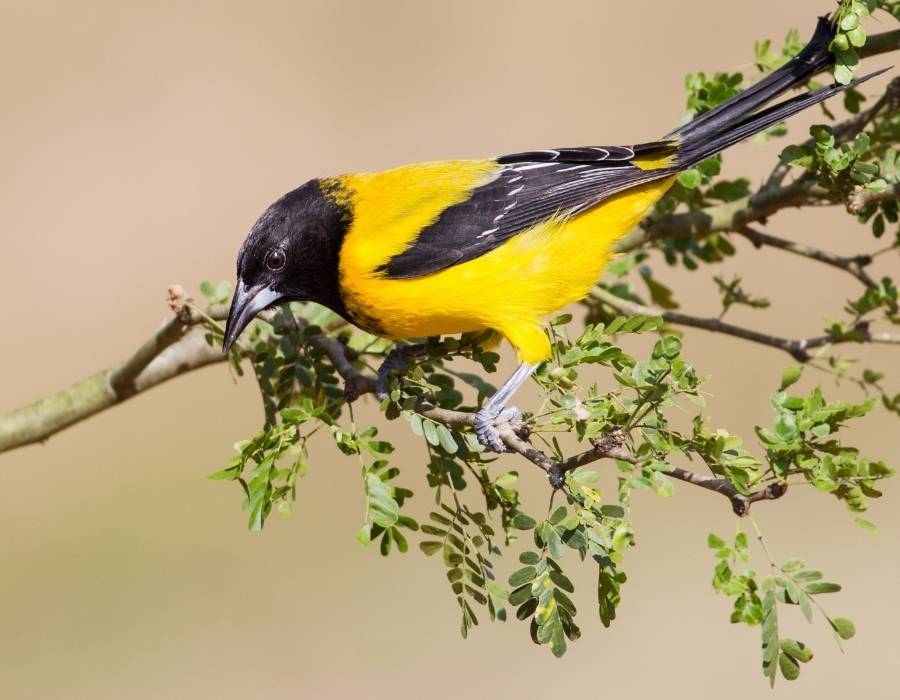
left=590, top=287, right=900, bottom=362
left=5, top=31, right=898, bottom=502
left=613, top=174, right=826, bottom=254
left=614, top=74, right=900, bottom=256
left=847, top=182, right=900, bottom=214
left=0, top=285, right=794, bottom=516
left=859, top=27, right=900, bottom=60
left=0, top=287, right=226, bottom=453
left=664, top=466, right=788, bottom=516
left=739, top=226, right=877, bottom=288
left=533, top=427, right=785, bottom=515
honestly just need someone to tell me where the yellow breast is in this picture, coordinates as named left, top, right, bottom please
left=332, top=162, right=674, bottom=364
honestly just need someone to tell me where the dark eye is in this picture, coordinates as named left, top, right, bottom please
left=265, top=248, right=286, bottom=271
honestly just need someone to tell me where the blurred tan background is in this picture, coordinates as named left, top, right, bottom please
left=1, top=1, right=898, bottom=697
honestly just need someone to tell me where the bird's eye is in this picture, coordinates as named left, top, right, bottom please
left=265, top=248, right=286, bottom=271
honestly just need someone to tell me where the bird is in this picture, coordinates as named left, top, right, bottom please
left=223, top=16, right=883, bottom=453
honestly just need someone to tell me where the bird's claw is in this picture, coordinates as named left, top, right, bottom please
left=474, top=405, right=523, bottom=453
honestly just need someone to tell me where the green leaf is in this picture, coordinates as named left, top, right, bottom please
left=496, top=472, right=519, bottom=489
left=407, top=413, right=424, bottom=437
left=485, top=580, right=509, bottom=601
left=422, top=420, right=440, bottom=447
left=833, top=62, right=854, bottom=85
left=519, top=551, right=541, bottom=565
left=677, top=169, right=702, bottom=189
left=508, top=584, right=532, bottom=606
left=831, top=33, right=850, bottom=52
left=780, top=558, right=804, bottom=573
left=761, top=588, right=779, bottom=688
left=509, top=566, right=537, bottom=587
left=435, top=423, right=458, bottom=454
left=549, top=506, right=567, bottom=526
left=365, top=472, right=399, bottom=528
left=794, top=570, right=822, bottom=583
left=707, top=533, right=726, bottom=549
left=780, top=365, right=803, bottom=390
left=600, top=505, right=625, bottom=519
left=549, top=613, right=567, bottom=657
left=248, top=501, right=265, bottom=532
left=853, top=517, right=878, bottom=535
left=811, top=423, right=831, bottom=438
left=780, top=144, right=813, bottom=168
left=356, top=524, right=372, bottom=546
left=596, top=555, right=624, bottom=628
left=419, top=541, right=443, bottom=556
left=831, top=617, right=856, bottom=640
left=779, top=652, right=800, bottom=681
left=839, top=13, right=858, bottom=31
left=781, top=639, right=813, bottom=663
left=512, top=513, right=537, bottom=530
left=846, top=26, right=866, bottom=48
left=549, top=570, right=575, bottom=593
left=803, top=582, right=841, bottom=595
left=546, top=527, right=565, bottom=559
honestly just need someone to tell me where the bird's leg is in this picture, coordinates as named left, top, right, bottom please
left=474, top=362, right=540, bottom=453
left=376, top=343, right=427, bottom=400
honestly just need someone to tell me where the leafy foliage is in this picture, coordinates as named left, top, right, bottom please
left=198, top=296, right=892, bottom=673
left=190, top=9, right=898, bottom=685
left=708, top=530, right=859, bottom=686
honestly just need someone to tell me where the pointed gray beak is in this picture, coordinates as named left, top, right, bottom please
left=222, top=283, right=283, bottom=352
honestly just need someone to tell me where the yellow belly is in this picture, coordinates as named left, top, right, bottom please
left=338, top=168, right=674, bottom=364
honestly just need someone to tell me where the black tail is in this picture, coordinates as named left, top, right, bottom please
left=668, top=16, right=888, bottom=168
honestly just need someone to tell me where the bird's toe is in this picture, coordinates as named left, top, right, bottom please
left=473, top=405, right=522, bottom=453
left=474, top=414, right=506, bottom=453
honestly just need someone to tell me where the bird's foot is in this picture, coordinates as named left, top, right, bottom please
left=376, top=344, right=424, bottom=400
left=474, top=405, right=523, bottom=453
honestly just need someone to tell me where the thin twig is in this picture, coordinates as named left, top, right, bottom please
left=590, top=287, right=900, bottom=362
left=763, top=77, right=900, bottom=192
left=615, top=76, right=900, bottom=255
left=0, top=285, right=797, bottom=516
left=666, top=467, right=787, bottom=517
left=739, top=226, right=877, bottom=288
left=614, top=174, right=825, bottom=254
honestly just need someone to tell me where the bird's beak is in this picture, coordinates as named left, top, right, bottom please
left=222, top=283, right=283, bottom=352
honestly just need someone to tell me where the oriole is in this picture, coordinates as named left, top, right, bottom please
left=223, top=17, right=881, bottom=451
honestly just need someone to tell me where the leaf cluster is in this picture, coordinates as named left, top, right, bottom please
left=708, top=531, right=857, bottom=686
left=194, top=9, right=899, bottom=682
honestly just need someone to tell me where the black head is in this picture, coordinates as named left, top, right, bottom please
left=223, top=179, right=350, bottom=351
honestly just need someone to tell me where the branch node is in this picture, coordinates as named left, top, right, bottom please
left=789, top=347, right=812, bottom=363
left=588, top=428, right=627, bottom=457
left=731, top=481, right=788, bottom=517
left=343, top=375, right=371, bottom=402
left=547, top=468, right=566, bottom=489
left=166, top=284, right=193, bottom=324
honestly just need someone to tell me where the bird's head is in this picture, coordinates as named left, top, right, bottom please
left=223, top=179, right=349, bottom=351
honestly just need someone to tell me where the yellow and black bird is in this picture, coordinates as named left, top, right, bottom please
left=224, top=17, right=881, bottom=451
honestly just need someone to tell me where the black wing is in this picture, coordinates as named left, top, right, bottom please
left=380, top=141, right=677, bottom=279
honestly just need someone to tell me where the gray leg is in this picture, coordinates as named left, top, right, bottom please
left=474, top=362, right=540, bottom=453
